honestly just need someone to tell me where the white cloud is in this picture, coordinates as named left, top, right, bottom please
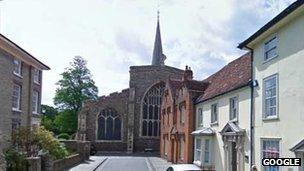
left=0, top=0, right=296, bottom=106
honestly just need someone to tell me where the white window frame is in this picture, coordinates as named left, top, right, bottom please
left=204, top=139, right=211, bottom=164
left=194, top=137, right=202, bottom=165
left=197, top=108, right=203, bottom=128
left=261, top=138, right=281, bottom=171
left=33, top=68, right=41, bottom=84
left=32, top=90, right=39, bottom=114
left=264, top=35, right=278, bottom=62
left=229, top=96, right=238, bottom=122
left=13, top=59, right=22, bottom=77
left=211, top=103, right=218, bottom=125
left=263, top=74, right=279, bottom=120
left=12, top=84, right=21, bottom=111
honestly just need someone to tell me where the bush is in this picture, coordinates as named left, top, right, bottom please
left=4, top=149, right=28, bottom=171
left=57, top=133, right=70, bottom=140
left=36, top=127, right=69, bottom=160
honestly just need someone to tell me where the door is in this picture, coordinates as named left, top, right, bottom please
left=231, top=142, right=237, bottom=171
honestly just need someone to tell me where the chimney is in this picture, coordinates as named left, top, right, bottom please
left=183, top=65, right=193, bottom=80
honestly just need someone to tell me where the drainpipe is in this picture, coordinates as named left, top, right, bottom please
left=245, top=46, right=255, bottom=170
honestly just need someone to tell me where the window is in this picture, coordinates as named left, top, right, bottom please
left=204, top=139, right=211, bottom=164
left=180, top=104, right=185, bottom=124
left=197, top=108, right=203, bottom=127
left=33, top=68, right=41, bottom=84
left=211, top=104, right=218, bottom=124
left=32, top=91, right=39, bottom=114
left=264, top=75, right=278, bottom=119
left=167, top=107, right=171, bottom=125
left=262, top=139, right=280, bottom=171
left=97, top=108, right=122, bottom=140
left=13, top=59, right=22, bottom=76
left=142, top=83, right=165, bottom=137
left=229, top=97, right=238, bottom=121
left=264, top=36, right=278, bottom=61
left=12, top=84, right=21, bottom=110
left=179, top=138, right=184, bottom=160
left=194, top=138, right=202, bottom=161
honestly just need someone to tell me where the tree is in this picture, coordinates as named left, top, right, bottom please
left=41, top=105, right=58, bottom=133
left=41, top=105, right=58, bottom=119
left=54, top=110, right=77, bottom=135
left=54, top=56, right=98, bottom=112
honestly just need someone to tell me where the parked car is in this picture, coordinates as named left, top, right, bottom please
left=166, top=164, right=201, bottom=171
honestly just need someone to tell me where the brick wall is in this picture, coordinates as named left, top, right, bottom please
left=0, top=50, right=43, bottom=149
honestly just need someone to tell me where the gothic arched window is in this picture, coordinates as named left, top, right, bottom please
left=142, top=83, right=165, bottom=137
left=97, top=108, right=121, bottom=140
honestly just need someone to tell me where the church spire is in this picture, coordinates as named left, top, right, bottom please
left=151, top=10, right=166, bottom=66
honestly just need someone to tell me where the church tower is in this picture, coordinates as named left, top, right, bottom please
left=151, top=11, right=166, bottom=66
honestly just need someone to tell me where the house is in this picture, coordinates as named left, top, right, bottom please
left=192, top=53, right=252, bottom=171
left=238, top=0, right=304, bottom=170
left=0, top=34, right=50, bottom=149
left=160, top=66, right=207, bottom=163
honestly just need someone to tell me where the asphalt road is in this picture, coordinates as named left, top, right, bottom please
left=96, top=156, right=151, bottom=171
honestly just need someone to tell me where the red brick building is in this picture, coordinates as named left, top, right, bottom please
left=160, top=67, right=207, bottom=163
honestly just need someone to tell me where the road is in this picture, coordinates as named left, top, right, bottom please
left=96, top=156, right=151, bottom=171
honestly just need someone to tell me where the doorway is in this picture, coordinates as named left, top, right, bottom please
left=230, top=142, right=237, bottom=171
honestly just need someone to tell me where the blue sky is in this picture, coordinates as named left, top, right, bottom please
left=1, top=0, right=296, bottom=106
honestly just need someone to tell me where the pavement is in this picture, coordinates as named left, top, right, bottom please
left=69, top=156, right=108, bottom=171
left=69, top=154, right=172, bottom=171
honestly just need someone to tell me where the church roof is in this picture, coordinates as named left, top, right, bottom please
left=196, top=53, right=252, bottom=103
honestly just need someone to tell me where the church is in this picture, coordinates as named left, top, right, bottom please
left=77, top=17, right=186, bottom=153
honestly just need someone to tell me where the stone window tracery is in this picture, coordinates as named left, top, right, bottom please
left=142, top=83, right=165, bottom=137
left=97, top=108, right=121, bottom=140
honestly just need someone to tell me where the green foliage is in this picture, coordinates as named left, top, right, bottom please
left=42, top=105, right=58, bottom=119
left=57, top=133, right=70, bottom=140
left=9, top=126, right=69, bottom=160
left=41, top=105, right=59, bottom=134
left=35, top=126, right=69, bottom=160
left=54, top=110, right=78, bottom=135
left=54, top=56, right=98, bottom=112
left=4, top=149, right=28, bottom=171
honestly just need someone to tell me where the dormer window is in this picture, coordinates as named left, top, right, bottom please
left=264, top=36, right=278, bottom=61
left=13, top=59, right=22, bottom=77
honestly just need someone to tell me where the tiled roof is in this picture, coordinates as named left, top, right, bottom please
left=183, top=80, right=208, bottom=91
left=168, top=79, right=183, bottom=95
left=196, top=53, right=252, bottom=103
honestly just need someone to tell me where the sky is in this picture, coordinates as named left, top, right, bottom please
left=1, top=0, right=296, bottom=106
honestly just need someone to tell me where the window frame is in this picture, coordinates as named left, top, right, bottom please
left=260, top=138, right=281, bottom=171
left=197, top=107, right=203, bottom=128
left=210, top=103, right=218, bottom=125
left=229, top=96, right=239, bottom=122
left=96, top=108, right=122, bottom=141
left=204, top=139, right=211, bottom=164
left=13, top=59, right=22, bottom=77
left=264, top=35, right=279, bottom=62
left=194, top=137, right=202, bottom=165
left=32, top=90, right=39, bottom=114
left=179, top=103, right=186, bottom=124
left=12, top=84, right=22, bottom=111
left=33, top=68, right=41, bottom=84
left=263, top=74, right=279, bottom=120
